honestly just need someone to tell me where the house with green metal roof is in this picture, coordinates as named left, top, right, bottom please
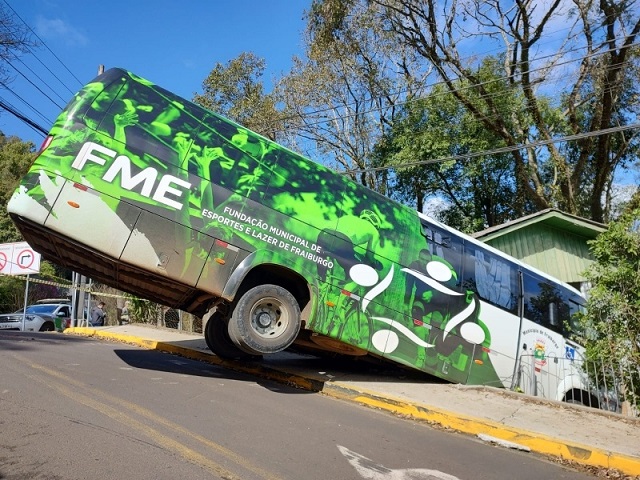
left=471, top=209, right=607, bottom=294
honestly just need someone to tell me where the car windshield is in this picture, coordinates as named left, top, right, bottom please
left=24, top=305, right=58, bottom=315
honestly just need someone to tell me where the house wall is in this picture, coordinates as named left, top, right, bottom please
left=482, top=223, right=595, bottom=284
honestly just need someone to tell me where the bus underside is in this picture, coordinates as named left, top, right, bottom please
left=11, top=214, right=215, bottom=318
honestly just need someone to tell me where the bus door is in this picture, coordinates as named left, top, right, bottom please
left=518, top=271, right=582, bottom=400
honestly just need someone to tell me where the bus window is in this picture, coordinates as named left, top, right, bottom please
left=565, top=296, right=588, bottom=341
left=81, top=74, right=128, bottom=133
left=264, top=153, right=342, bottom=233
left=461, top=244, right=518, bottom=314
left=421, top=222, right=451, bottom=251
left=419, top=221, right=463, bottom=272
left=522, top=271, right=573, bottom=334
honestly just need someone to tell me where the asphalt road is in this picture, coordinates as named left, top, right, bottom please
left=0, top=331, right=599, bottom=480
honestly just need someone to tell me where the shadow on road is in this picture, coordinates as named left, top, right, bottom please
left=0, top=330, right=448, bottom=395
left=112, top=347, right=321, bottom=395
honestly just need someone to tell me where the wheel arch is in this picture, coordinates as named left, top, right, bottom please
left=222, top=250, right=316, bottom=322
left=563, top=388, right=600, bottom=409
left=38, top=320, right=55, bottom=332
left=231, top=264, right=312, bottom=316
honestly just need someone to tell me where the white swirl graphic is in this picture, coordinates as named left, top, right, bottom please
left=362, top=265, right=394, bottom=312
left=349, top=263, right=378, bottom=287
left=460, top=322, right=486, bottom=345
left=371, top=329, right=398, bottom=353
left=371, top=316, right=435, bottom=352
left=426, top=260, right=453, bottom=282
left=442, top=299, right=476, bottom=340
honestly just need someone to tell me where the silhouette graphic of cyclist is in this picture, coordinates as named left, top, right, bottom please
left=316, top=209, right=383, bottom=282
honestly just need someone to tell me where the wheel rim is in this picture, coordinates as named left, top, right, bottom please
left=249, top=297, right=290, bottom=339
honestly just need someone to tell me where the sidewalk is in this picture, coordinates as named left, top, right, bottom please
left=65, top=324, right=640, bottom=477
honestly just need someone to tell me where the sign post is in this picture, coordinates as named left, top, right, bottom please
left=22, top=275, right=30, bottom=331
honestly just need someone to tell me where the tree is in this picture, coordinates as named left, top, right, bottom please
left=578, top=191, right=640, bottom=411
left=364, top=0, right=640, bottom=223
left=0, top=4, right=35, bottom=86
left=0, top=133, right=66, bottom=312
left=193, top=52, right=282, bottom=141
left=0, top=133, right=36, bottom=243
left=275, top=0, right=431, bottom=191
left=376, top=56, right=542, bottom=230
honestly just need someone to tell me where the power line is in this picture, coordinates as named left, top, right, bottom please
left=0, top=97, right=47, bottom=135
left=11, top=52, right=69, bottom=105
left=269, top=36, right=640, bottom=134
left=0, top=0, right=81, bottom=136
left=344, top=122, right=640, bottom=175
left=0, top=79, right=52, bottom=125
left=0, top=11, right=74, bottom=105
left=2, top=0, right=82, bottom=88
left=3, top=55, right=65, bottom=110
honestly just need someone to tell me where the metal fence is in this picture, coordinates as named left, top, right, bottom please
left=514, top=353, right=639, bottom=417
left=154, top=307, right=203, bottom=333
left=115, top=304, right=202, bottom=333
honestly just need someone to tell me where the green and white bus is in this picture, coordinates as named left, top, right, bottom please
left=8, top=68, right=596, bottom=406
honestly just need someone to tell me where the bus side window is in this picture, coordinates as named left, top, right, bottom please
left=522, top=272, right=570, bottom=334
left=566, top=296, right=589, bottom=340
left=461, top=244, right=518, bottom=314
left=416, top=220, right=463, bottom=289
left=77, top=71, right=128, bottom=128
left=548, top=302, right=560, bottom=327
left=420, top=222, right=451, bottom=268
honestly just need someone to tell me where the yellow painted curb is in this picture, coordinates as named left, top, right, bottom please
left=320, top=383, right=640, bottom=477
left=64, top=328, right=640, bottom=477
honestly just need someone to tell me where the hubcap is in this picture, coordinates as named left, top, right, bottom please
left=251, top=299, right=288, bottom=338
left=257, top=311, right=272, bottom=328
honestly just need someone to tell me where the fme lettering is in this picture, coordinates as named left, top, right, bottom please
left=71, top=142, right=191, bottom=210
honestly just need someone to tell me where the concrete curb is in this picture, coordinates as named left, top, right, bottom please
left=64, top=327, right=640, bottom=477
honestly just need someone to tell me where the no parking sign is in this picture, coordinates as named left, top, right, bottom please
left=0, top=242, right=41, bottom=275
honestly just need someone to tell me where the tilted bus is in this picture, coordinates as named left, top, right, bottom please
left=7, top=68, right=597, bottom=406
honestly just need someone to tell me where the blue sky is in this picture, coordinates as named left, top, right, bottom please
left=1, top=0, right=636, bottom=192
left=1, top=0, right=309, bottom=146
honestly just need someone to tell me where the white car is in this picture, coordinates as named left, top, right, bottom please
left=0, top=303, right=72, bottom=332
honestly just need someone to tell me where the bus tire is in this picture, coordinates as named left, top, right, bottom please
left=228, top=284, right=301, bottom=355
left=204, top=310, right=261, bottom=360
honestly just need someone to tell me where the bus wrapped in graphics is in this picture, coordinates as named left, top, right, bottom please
left=7, top=68, right=597, bottom=406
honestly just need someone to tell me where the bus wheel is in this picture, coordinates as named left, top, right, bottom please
left=228, top=284, right=301, bottom=355
left=204, top=311, right=261, bottom=360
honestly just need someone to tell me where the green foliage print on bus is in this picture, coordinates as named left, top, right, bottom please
left=14, top=68, right=500, bottom=385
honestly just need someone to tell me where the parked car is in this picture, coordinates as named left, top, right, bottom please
left=0, top=303, right=72, bottom=332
